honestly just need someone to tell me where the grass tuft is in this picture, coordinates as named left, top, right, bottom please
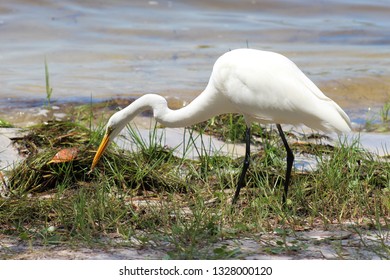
left=8, top=121, right=96, bottom=193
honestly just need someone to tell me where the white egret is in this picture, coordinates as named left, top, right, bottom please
left=90, top=48, right=351, bottom=204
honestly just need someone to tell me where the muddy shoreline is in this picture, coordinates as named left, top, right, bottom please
left=1, top=74, right=390, bottom=127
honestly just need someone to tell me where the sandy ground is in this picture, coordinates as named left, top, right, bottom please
left=1, top=225, right=389, bottom=259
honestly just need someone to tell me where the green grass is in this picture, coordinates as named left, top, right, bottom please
left=44, top=58, right=53, bottom=108
left=380, top=101, right=390, bottom=122
left=361, top=102, right=390, bottom=132
left=0, top=109, right=389, bottom=259
left=0, top=119, right=13, bottom=128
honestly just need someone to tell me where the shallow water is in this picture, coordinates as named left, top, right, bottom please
left=1, top=0, right=390, bottom=115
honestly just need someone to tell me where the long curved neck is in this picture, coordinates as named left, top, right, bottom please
left=118, top=84, right=234, bottom=128
left=157, top=84, right=234, bottom=127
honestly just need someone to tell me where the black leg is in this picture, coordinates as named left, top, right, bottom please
left=232, top=126, right=251, bottom=205
left=276, top=124, right=294, bottom=204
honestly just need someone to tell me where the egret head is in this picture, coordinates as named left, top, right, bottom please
left=90, top=113, right=127, bottom=172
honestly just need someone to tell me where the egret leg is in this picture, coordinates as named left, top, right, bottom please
left=276, top=124, right=294, bottom=204
left=232, top=126, right=251, bottom=205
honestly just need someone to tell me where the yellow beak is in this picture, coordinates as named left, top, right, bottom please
left=90, top=132, right=111, bottom=172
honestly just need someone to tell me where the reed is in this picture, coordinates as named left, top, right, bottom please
left=44, top=58, right=53, bottom=108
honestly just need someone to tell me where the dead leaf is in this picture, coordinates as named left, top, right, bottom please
left=48, top=147, right=79, bottom=164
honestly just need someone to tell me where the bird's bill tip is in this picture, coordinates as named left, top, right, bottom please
left=90, top=133, right=110, bottom=172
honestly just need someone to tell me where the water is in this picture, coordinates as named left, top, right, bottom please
left=1, top=0, right=390, bottom=111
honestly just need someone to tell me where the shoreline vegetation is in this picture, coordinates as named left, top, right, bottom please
left=0, top=99, right=389, bottom=259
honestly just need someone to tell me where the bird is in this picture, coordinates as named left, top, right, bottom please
left=90, top=48, right=352, bottom=204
